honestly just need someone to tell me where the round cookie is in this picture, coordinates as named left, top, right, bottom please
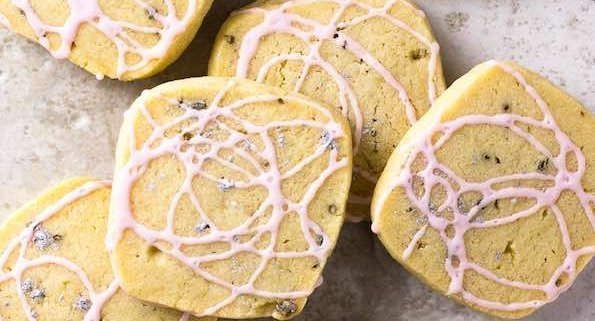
left=108, top=77, right=353, bottom=319
left=0, top=177, right=213, bottom=321
left=371, top=61, right=595, bottom=319
left=208, top=0, right=446, bottom=220
left=0, top=0, right=213, bottom=80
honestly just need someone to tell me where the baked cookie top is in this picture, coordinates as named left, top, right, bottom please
left=209, top=0, right=446, bottom=219
left=371, top=60, right=595, bottom=319
left=0, top=177, right=210, bottom=321
left=108, top=77, right=353, bottom=319
left=0, top=0, right=213, bottom=80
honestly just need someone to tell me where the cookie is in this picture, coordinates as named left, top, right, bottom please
left=108, top=77, right=353, bottom=319
left=0, top=0, right=213, bottom=80
left=371, top=61, right=595, bottom=318
left=208, top=0, right=446, bottom=220
left=0, top=177, right=212, bottom=321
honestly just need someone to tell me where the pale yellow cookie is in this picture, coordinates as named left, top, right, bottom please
left=0, top=177, right=213, bottom=321
left=209, top=0, right=446, bottom=220
left=108, top=77, right=353, bottom=319
left=371, top=61, right=595, bottom=319
left=0, top=0, right=213, bottom=80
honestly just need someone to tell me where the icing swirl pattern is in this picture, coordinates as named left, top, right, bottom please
left=223, top=0, right=441, bottom=217
left=108, top=79, right=351, bottom=317
left=1, top=0, right=202, bottom=78
left=372, top=61, right=595, bottom=312
left=0, top=181, right=193, bottom=321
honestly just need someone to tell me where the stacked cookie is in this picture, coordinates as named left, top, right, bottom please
left=208, top=0, right=446, bottom=220
left=0, top=1, right=593, bottom=320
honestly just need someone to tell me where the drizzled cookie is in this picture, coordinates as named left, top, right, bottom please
left=0, top=177, right=212, bottom=321
left=208, top=0, right=446, bottom=220
left=0, top=0, right=213, bottom=80
left=107, top=77, right=353, bottom=319
left=371, top=61, right=595, bottom=318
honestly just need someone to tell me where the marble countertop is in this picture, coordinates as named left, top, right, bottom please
left=0, top=1, right=593, bottom=320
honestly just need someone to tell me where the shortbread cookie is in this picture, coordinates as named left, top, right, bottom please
left=108, top=77, right=353, bottom=319
left=0, top=0, right=213, bottom=80
left=0, top=177, right=212, bottom=321
left=371, top=61, right=595, bottom=319
left=208, top=0, right=446, bottom=220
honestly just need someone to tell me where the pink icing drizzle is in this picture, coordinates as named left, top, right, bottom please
left=4, top=0, right=199, bottom=78
left=107, top=79, right=350, bottom=316
left=0, top=180, right=193, bottom=321
left=229, top=0, right=440, bottom=213
left=0, top=181, right=117, bottom=321
left=372, top=61, right=595, bottom=311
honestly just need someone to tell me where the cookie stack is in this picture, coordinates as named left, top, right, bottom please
left=0, top=1, right=593, bottom=320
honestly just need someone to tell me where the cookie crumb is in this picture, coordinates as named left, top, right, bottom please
left=217, top=178, right=235, bottom=192
left=363, top=127, right=377, bottom=137
left=320, top=131, right=337, bottom=150
left=195, top=221, right=210, bottom=234
left=73, top=296, right=91, bottom=312
left=21, top=279, right=34, bottom=293
left=314, top=234, right=324, bottom=246
left=275, top=130, right=286, bottom=146
left=537, top=158, right=550, bottom=173
left=457, top=196, right=467, bottom=214
left=184, top=100, right=208, bottom=111
left=224, top=35, right=236, bottom=45
left=32, top=224, right=59, bottom=251
left=240, top=139, right=257, bottom=152
left=328, top=204, right=337, bottom=215
left=275, top=300, right=297, bottom=317
left=29, top=288, right=45, bottom=302
left=182, top=132, right=194, bottom=141
left=428, top=202, right=437, bottom=213
left=409, top=48, right=428, bottom=60
left=146, top=7, right=157, bottom=20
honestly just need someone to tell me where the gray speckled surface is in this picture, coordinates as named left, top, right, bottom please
left=0, top=1, right=593, bottom=320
